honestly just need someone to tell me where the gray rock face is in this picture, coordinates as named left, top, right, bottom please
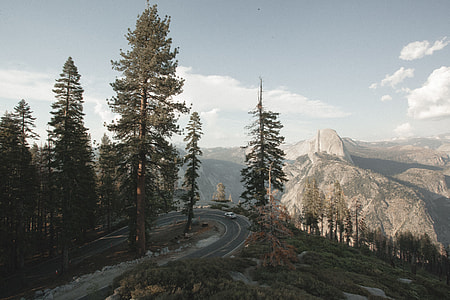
left=280, top=129, right=450, bottom=245
left=284, top=129, right=353, bottom=163
left=179, top=129, right=450, bottom=245
left=280, top=152, right=439, bottom=243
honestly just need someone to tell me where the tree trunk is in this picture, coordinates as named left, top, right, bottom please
left=136, top=90, right=147, bottom=257
left=136, top=158, right=146, bottom=257
left=62, top=241, right=69, bottom=273
left=184, top=206, right=193, bottom=234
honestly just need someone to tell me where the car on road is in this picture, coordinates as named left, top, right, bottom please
left=224, top=212, right=237, bottom=219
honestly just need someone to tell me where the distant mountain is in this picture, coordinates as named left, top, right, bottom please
left=178, top=147, right=245, bottom=206
left=280, top=129, right=450, bottom=246
left=179, top=130, right=450, bottom=245
left=283, top=128, right=353, bottom=163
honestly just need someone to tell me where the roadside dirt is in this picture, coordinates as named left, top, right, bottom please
left=8, top=220, right=222, bottom=300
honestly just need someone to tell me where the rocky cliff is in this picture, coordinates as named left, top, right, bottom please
left=179, top=130, right=450, bottom=245
left=283, top=129, right=353, bottom=163
left=281, top=130, right=450, bottom=245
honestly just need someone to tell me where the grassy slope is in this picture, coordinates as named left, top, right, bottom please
left=113, top=228, right=450, bottom=299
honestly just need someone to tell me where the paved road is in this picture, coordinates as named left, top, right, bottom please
left=1, top=209, right=250, bottom=298
left=183, top=209, right=251, bottom=258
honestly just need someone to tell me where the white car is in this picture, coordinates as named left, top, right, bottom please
left=224, top=212, right=237, bottom=219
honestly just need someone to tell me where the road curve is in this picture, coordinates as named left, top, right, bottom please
left=183, top=209, right=251, bottom=258
left=0, top=209, right=251, bottom=299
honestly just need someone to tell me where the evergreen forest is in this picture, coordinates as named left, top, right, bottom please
left=1, top=3, right=449, bottom=299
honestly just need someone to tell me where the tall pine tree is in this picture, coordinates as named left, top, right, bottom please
left=12, top=99, right=39, bottom=272
left=182, top=112, right=203, bottom=233
left=0, top=99, right=38, bottom=274
left=108, top=4, right=188, bottom=256
left=48, top=57, right=97, bottom=273
left=0, top=112, right=24, bottom=273
left=241, top=78, right=286, bottom=206
left=97, top=134, right=121, bottom=232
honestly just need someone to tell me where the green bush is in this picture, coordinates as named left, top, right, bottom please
left=112, top=225, right=450, bottom=299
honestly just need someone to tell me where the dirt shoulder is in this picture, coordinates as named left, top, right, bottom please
left=11, top=220, right=224, bottom=300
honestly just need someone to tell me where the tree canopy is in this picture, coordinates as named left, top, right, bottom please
left=108, top=4, right=188, bottom=256
left=241, top=78, right=287, bottom=206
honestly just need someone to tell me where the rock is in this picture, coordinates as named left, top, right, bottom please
left=297, top=251, right=308, bottom=263
left=359, top=285, right=393, bottom=299
left=43, top=292, right=53, bottom=300
left=229, top=271, right=258, bottom=286
left=343, top=292, right=368, bottom=300
left=283, top=128, right=353, bottom=163
left=398, top=278, right=413, bottom=284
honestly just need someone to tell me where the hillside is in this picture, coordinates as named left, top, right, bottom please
left=111, top=226, right=450, bottom=299
left=280, top=129, right=450, bottom=245
left=189, top=129, right=450, bottom=246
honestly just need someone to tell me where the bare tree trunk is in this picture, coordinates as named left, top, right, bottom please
left=136, top=90, right=147, bottom=257
left=136, top=156, right=146, bottom=257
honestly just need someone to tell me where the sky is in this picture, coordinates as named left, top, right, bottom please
left=1, top=0, right=450, bottom=148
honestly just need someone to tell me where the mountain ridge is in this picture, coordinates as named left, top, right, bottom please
left=183, top=129, right=450, bottom=245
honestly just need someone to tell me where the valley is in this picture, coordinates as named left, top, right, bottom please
left=195, top=129, right=450, bottom=246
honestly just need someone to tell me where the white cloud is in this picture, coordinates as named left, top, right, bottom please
left=266, top=89, right=350, bottom=118
left=174, top=66, right=351, bottom=147
left=381, top=95, right=392, bottom=102
left=400, top=37, right=449, bottom=61
left=407, top=66, right=450, bottom=119
left=369, top=83, right=378, bottom=89
left=0, top=69, right=53, bottom=101
left=394, top=122, right=414, bottom=137
left=92, top=97, right=116, bottom=125
left=380, top=67, right=414, bottom=88
left=177, top=66, right=350, bottom=119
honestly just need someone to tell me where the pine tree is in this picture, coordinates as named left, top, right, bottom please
left=302, top=178, right=314, bottom=232
left=108, top=4, right=188, bottom=256
left=241, top=78, right=286, bottom=206
left=302, top=178, right=323, bottom=234
left=213, top=183, right=226, bottom=202
left=98, top=134, right=121, bottom=232
left=12, top=99, right=39, bottom=271
left=14, top=99, right=39, bottom=145
left=333, top=181, right=347, bottom=243
left=0, top=100, right=38, bottom=274
left=245, top=164, right=297, bottom=269
left=0, top=112, right=23, bottom=273
left=48, top=57, right=97, bottom=273
left=182, top=112, right=202, bottom=233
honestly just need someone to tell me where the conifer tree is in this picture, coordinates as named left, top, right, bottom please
left=246, top=164, right=297, bottom=269
left=213, top=183, right=226, bottom=202
left=302, top=178, right=322, bottom=234
left=241, top=78, right=286, bottom=206
left=12, top=99, right=39, bottom=271
left=333, top=181, right=347, bottom=242
left=182, top=112, right=202, bottom=233
left=0, top=112, right=23, bottom=272
left=48, top=57, right=97, bottom=273
left=0, top=100, right=38, bottom=273
left=108, top=4, right=188, bottom=256
left=98, top=134, right=120, bottom=232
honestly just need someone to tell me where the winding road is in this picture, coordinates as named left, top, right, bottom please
left=1, top=209, right=251, bottom=299
left=73, top=208, right=251, bottom=262
left=85, top=208, right=251, bottom=259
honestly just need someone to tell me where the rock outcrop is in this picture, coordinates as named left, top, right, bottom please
left=281, top=129, right=450, bottom=245
left=284, top=129, right=353, bottom=163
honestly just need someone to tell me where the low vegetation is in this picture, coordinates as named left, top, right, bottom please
left=113, top=227, right=450, bottom=299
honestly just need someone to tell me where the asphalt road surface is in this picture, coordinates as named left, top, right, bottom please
left=0, top=209, right=250, bottom=298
